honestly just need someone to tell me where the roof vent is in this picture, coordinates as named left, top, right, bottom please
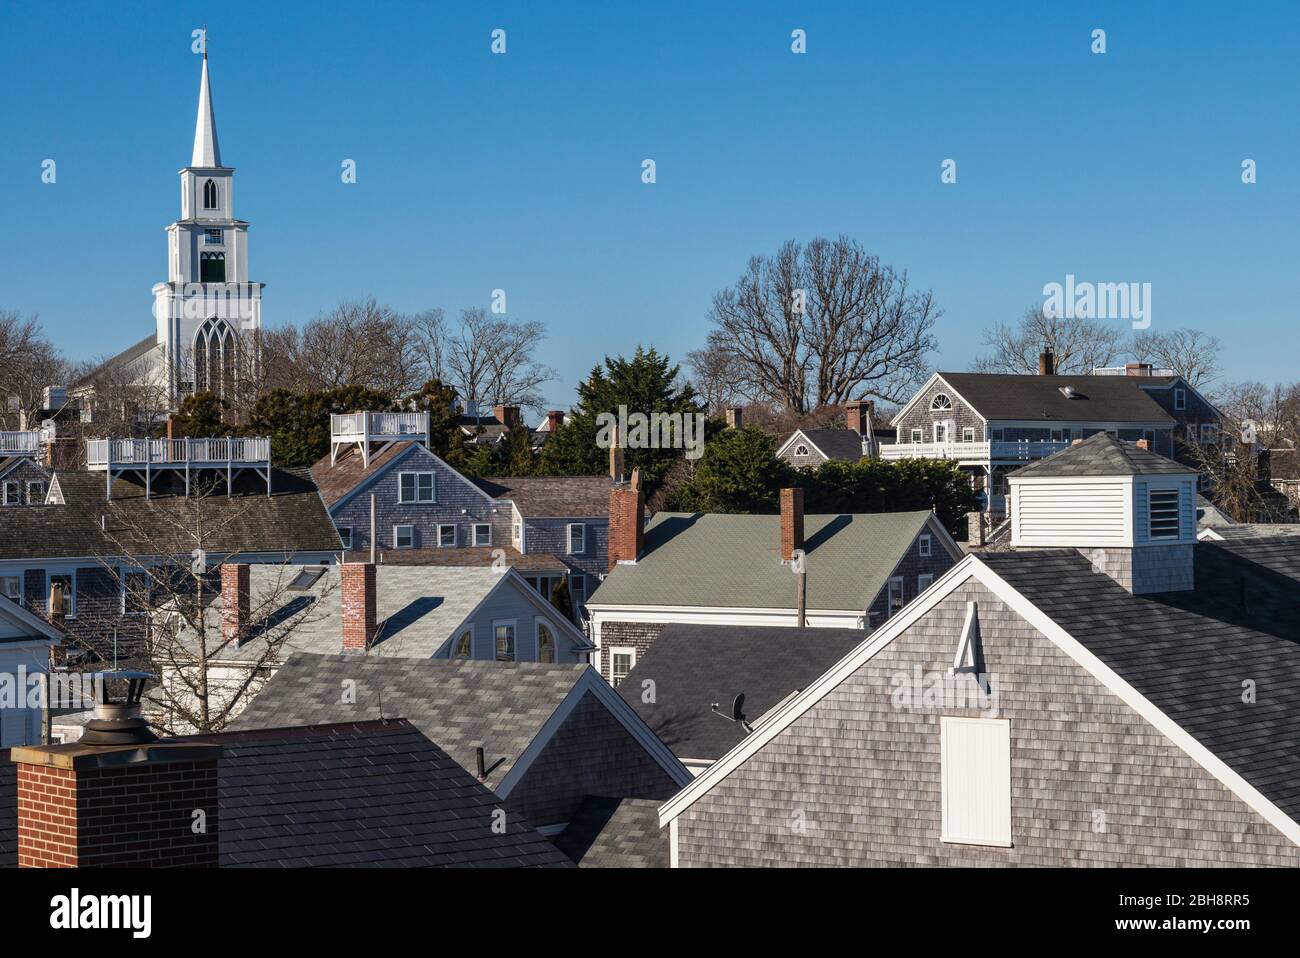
left=1059, top=385, right=1079, bottom=399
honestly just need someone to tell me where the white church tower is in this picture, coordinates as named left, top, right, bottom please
left=152, top=51, right=263, bottom=401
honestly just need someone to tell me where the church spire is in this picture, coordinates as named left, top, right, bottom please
left=191, top=49, right=222, bottom=167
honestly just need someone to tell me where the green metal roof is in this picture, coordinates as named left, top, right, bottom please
left=588, top=510, right=935, bottom=612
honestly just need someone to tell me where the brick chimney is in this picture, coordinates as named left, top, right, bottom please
left=546, top=409, right=564, bottom=432
left=494, top=404, right=521, bottom=431
left=1125, top=362, right=1154, bottom=377
left=221, top=563, right=250, bottom=646
left=1135, top=438, right=1150, bottom=451
left=609, top=422, right=624, bottom=482
left=1039, top=347, right=1055, bottom=376
left=967, top=512, right=985, bottom=547
left=11, top=742, right=220, bottom=867
left=845, top=400, right=872, bottom=437
left=342, top=563, right=377, bottom=651
left=780, top=487, right=805, bottom=561
left=725, top=406, right=743, bottom=430
left=165, top=414, right=179, bottom=441
left=608, top=468, right=645, bottom=571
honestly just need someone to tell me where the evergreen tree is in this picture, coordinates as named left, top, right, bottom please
left=668, top=427, right=794, bottom=513
left=171, top=391, right=231, bottom=438
left=247, top=386, right=396, bottom=467
left=408, top=378, right=465, bottom=465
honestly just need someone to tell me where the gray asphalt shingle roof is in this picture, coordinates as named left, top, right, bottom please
left=1009, top=432, right=1195, bottom=478
left=552, top=797, right=668, bottom=867
left=982, top=537, right=1300, bottom=826
left=229, top=652, right=590, bottom=790
left=1206, top=524, right=1300, bottom=541
left=588, top=510, right=935, bottom=612
left=799, top=428, right=867, bottom=462
left=473, top=475, right=616, bottom=517
left=617, top=623, right=866, bottom=761
left=937, top=372, right=1175, bottom=423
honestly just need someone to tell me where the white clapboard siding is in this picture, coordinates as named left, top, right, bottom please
left=941, top=717, right=1012, bottom=847
left=1010, top=477, right=1133, bottom=547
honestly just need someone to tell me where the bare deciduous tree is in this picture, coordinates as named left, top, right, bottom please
left=446, top=308, right=556, bottom=413
left=972, top=306, right=1127, bottom=375
left=704, top=236, right=939, bottom=413
left=0, top=310, right=73, bottom=431
left=1131, top=328, right=1221, bottom=388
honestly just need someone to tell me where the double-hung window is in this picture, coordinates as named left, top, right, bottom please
left=438, top=524, right=457, bottom=547
left=2, top=481, right=19, bottom=505
left=887, top=577, right=904, bottom=617
left=473, top=524, right=492, bottom=546
left=610, top=648, right=635, bottom=687
left=394, top=525, right=414, bottom=549
left=494, top=621, right=516, bottom=662
left=568, top=523, right=586, bottom=554
left=1174, top=388, right=1186, bottom=411
left=919, top=533, right=932, bottom=558
left=398, top=472, right=435, bottom=503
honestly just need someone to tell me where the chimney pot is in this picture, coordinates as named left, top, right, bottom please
left=342, top=563, right=377, bottom=651
left=780, top=487, right=805, bottom=561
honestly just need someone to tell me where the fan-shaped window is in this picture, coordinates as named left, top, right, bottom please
left=200, top=251, right=225, bottom=283
left=795, top=444, right=809, bottom=457
left=203, top=179, right=219, bottom=209
left=930, top=394, right=953, bottom=410
left=453, top=629, right=472, bottom=658
left=193, top=318, right=237, bottom=399
left=537, top=623, right=555, bottom=664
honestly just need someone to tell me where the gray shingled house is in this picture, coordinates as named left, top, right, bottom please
left=230, top=652, right=692, bottom=854
left=657, top=435, right=1300, bottom=867
left=776, top=399, right=879, bottom=469
left=587, top=485, right=961, bottom=685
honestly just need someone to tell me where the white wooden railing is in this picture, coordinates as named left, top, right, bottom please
left=881, top=439, right=1072, bottom=462
left=86, top=437, right=271, bottom=468
left=0, top=431, right=41, bottom=455
left=330, top=411, right=429, bottom=440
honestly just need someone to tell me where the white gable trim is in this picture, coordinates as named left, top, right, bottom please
left=0, top=593, right=65, bottom=643
left=891, top=373, right=988, bottom=427
left=659, top=554, right=1300, bottom=849
left=495, top=667, right=693, bottom=798
left=448, top=567, right=593, bottom=656
left=329, top=444, right=498, bottom=514
left=775, top=429, right=829, bottom=462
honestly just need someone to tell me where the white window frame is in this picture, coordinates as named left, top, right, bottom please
left=473, top=523, right=492, bottom=546
left=887, top=577, right=904, bottom=618
left=930, top=393, right=952, bottom=410
left=493, top=619, right=517, bottom=662
left=610, top=646, right=636, bottom=687
left=338, top=527, right=353, bottom=549
left=1200, top=423, right=1216, bottom=442
left=910, top=428, right=923, bottom=443
left=918, top=573, right=934, bottom=593
left=1174, top=388, right=1186, bottom=411
left=437, top=524, right=457, bottom=548
left=2, top=481, right=19, bottom=506
left=919, top=533, right=932, bottom=558
left=567, top=523, right=586, bottom=555
left=25, top=481, right=45, bottom=504
left=393, top=524, right=414, bottom=549
left=398, top=471, right=436, bottom=504
left=569, top=573, right=586, bottom=606
left=0, top=575, right=21, bottom=601
left=535, top=618, right=556, bottom=663
left=794, top=443, right=810, bottom=457
left=961, top=427, right=975, bottom=443
left=940, top=717, right=1012, bottom=847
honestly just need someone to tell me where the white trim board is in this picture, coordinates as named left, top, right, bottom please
left=891, top=373, right=988, bottom=428
left=657, top=553, right=1300, bottom=850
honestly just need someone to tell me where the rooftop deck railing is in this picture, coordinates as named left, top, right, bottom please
left=0, top=431, right=42, bottom=455
left=86, top=437, right=271, bottom=469
left=330, top=411, right=429, bottom=440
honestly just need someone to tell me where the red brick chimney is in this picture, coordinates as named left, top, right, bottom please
left=780, top=487, right=805, bottom=561
left=342, top=563, right=377, bottom=651
left=494, top=404, right=521, bottom=431
left=546, top=409, right=564, bottom=432
left=165, top=414, right=179, bottom=441
left=11, top=742, right=220, bottom=867
left=845, top=400, right=872, bottom=436
left=725, top=406, right=743, bottom=430
left=608, top=468, right=645, bottom=571
left=221, top=563, right=249, bottom=646
left=1039, top=347, right=1055, bottom=376
left=1125, top=362, right=1154, bottom=377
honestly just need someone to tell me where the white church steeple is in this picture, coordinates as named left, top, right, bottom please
left=191, top=50, right=222, bottom=168
left=151, top=52, right=263, bottom=403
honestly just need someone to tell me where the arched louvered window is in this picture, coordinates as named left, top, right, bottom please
left=203, top=179, right=219, bottom=209
left=200, top=251, right=225, bottom=283
left=193, top=318, right=237, bottom=399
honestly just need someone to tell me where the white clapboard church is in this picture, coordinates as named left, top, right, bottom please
left=69, top=51, right=262, bottom=415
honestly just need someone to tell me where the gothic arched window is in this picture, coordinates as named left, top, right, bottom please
left=537, top=624, right=555, bottom=664
left=193, top=318, right=237, bottom=400
left=200, top=251, right=225, bottom=283
left=203, top=179, right=219, bottom=210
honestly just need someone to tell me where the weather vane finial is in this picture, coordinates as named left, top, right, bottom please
left=203, top=24, right=209, bottom=60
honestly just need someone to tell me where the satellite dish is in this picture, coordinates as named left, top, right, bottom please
left=730, top=693, right=745, bottom=723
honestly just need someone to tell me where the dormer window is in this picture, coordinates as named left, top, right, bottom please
left=1174, top=388, right=1186, bottom=411
left=930, top=394, right=952, bottom=410
left=203, top=178, right=219, bottom=210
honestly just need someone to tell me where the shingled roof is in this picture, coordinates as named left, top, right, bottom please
left=618, top=623, right=867, bottom=762
left=342, top=546, right=568, bottom=574
left=797, top=428, right=868, bottom=462
left=933, top=372, right=1175, bottom=423
left=1009, top=432, right=1196, bottom=478
left=473, top=476, right=615, bottom=517
left=0, top=469, right=341, bottom=561
left=230, top=653, right=593, bottom=790
left=552, top=797, right=668, bottom=867
left=1, top=723, right=571, bottom=868
left=981, top=538, right=1300, bottom=826
left=309, top=441, right=418, bottom=507
left=588, top=510, right=941, bottom=612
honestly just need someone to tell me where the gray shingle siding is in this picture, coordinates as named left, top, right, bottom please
left=865, top=531, right=958, bottom=627
left=523, top=516, right=608, bottom=594
left=599, top=622, right=666, bottom=684
left=892, top=378, right=984, bottom=443
left=329, top=446, right=511, bottom=553
left=676, top=580, right=1300, bottom=866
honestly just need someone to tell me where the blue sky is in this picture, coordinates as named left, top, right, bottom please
left=1, top=1, right=1296, bottom=408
